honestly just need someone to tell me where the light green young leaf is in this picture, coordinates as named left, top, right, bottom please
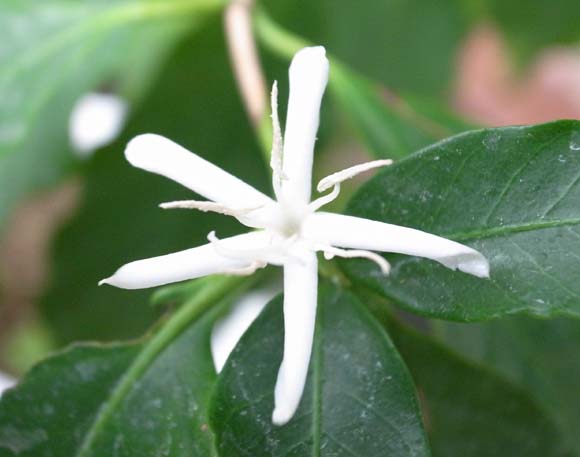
left=0, top=0, right=223, bottom=227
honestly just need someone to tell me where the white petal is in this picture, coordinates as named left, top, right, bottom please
left=273, top=250, right=318, bottom=425
left=0, top=371, right=16, bottom=397
left=125, top=134, right=274, bottom=212
left=281, top=46, right=329, bottom=205
left=304, top=212, right=490, bottom=278
left=211, top=286, right=279, bottom=373
left=69, top=92, right=128, bottom=157
left=100, top=231, right=271, bottom=289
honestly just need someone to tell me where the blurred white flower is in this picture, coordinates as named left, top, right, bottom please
left=211, top=286, right=279, bottom=373
left=69, top=92, right=128, bottom=157
left=0, top=371, right=15, bottom=397
left=101, top=46, right=489, bottom=425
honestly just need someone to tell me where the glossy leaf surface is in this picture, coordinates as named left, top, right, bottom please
left=211, top=284, right=430, bottom=456
left=345, top=121, right=580, bottom=320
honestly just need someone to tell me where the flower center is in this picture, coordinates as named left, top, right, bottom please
left=274, top=197, right=310, bottom=239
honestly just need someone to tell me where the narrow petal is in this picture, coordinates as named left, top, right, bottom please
left=0, top=371, right=15, bottom=398
left=273, top=250, right=318, bottom=425
left=270, top=81, right=285, bottom=200
left=281, top=46, right=329, bottom=205
left=125, top=134, right=274, bottom=211
left=304, top=212, right=490, bottom=277
left=100, top=231, right=271, bottom=289
left=211, top=286, right=279, bottom=373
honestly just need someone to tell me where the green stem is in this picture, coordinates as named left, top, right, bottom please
left=253, top=8, right=310, bottom=61
left=254, top=8, right=351, bottom=72
left=253, top=9, right=359, bottom=107
left=77, top=275, right=250, bottom=456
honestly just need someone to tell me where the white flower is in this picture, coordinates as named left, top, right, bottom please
left=69, top=92, right=128, bottom=157
left=0, top=371, right=15, bottom=398
left=211, top=286, right=279, bottom=373
left=100, top=46, right=489, bottom=426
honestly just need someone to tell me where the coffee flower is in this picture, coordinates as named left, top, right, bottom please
left=101, top=46, right=489, bottom=426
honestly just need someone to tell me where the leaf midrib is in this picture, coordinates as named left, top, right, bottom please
left=442, top=217, right=580, bottom=242
left=311, top=303, right=323, bottom=457
left=75, top=277, right=244, bottom=457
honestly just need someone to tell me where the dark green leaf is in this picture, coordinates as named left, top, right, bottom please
left=344, top=120, right=580, bottom=320
left=0, top=0, right=221, bottom=228
left=435, top=317, right=580, bottom=454
left=40, top=19, right=271, bottom=344
left=383, top=317, right=568, bottom=456
left=210, top=283, right=430, bottom=456
left=0, top=276, right=242, bottom=456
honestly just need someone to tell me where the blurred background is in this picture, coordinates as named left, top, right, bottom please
left=1, top=0, right=580, bottom=390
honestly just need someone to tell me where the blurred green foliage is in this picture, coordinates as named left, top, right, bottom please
left=40, top=18, right=270, bottom=345
left=1, top=0, right=580, bottom=454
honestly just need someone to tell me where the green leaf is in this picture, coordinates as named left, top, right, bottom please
left=383, top=317, right=568, bottom=456
left=0, top=0, right=222, bottom=228
left=260, top=0, right=473, bottom=96
left=40, top=19, right=271, bottom=345
left=255, top=10, right=473, bottom=161
left=344, top=120, right=580, bottom=321
left=210, top=284, right=430, bottom=456
left=487, top=0, right=580, bottom=61
left=435, top=317, right=580, bottom=454
left=330, top=64, right=471, bottom=159
left=0, top=276, right=240, bottom=457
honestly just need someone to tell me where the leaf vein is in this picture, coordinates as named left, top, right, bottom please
left=446, top=218, right=580, bottom=242
left=541, top=168, right=580, bottom=217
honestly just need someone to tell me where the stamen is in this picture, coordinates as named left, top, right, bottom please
left=223, top=260, right=268, bottom=276
left=317, top=159, right=393, bottom=192
left=160, top=200, right=262, bottom=217
left=270, top=81, right=286, bottom=198
left=319, top=245, right=391, bottom=275
left=308, top=184, right=341, bottom=212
